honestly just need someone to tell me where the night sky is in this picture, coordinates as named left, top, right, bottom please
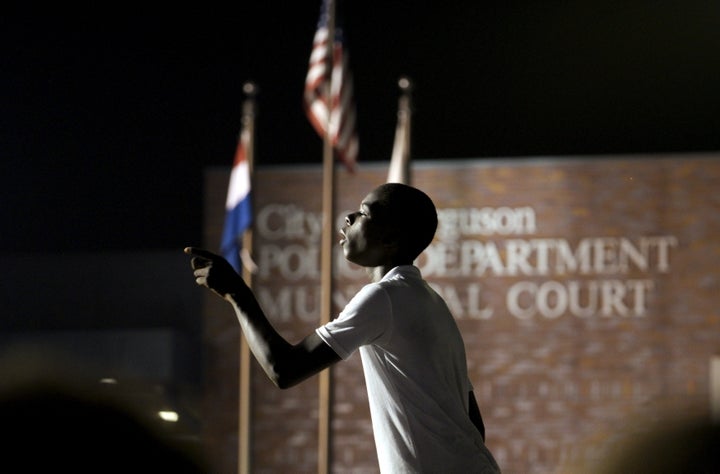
left=3, top=3, right=720, bottom=253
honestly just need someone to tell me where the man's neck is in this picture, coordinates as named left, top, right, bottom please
left=367, top=261, right=412, bottom=283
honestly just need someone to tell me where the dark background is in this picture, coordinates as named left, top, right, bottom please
left=3, top=2, right=720, bottom=253
left=1, top=4, right=719, bottom=460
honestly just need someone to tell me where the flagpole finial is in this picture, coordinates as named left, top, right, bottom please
left=398, top=76, right=412, bottom=93
left=243, top=81, right=257, bottom=97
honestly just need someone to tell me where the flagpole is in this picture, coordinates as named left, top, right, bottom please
left=388, top=76, right=413, bottom=185
left=239, top=81, right=257, bottom=474
left=399, top=77, right=412, bottom=185
left=318, top=0, right=335, bottom=472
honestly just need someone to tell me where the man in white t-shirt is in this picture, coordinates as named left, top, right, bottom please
left=186, top=183, right=500, bottom=473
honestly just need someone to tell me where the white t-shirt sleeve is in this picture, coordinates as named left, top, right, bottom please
left=316, top=283, right=391, bottom=360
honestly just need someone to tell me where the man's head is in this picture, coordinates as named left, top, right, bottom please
left=341, top=183, right=437, bottom=267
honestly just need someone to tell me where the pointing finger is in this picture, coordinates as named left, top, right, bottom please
left=184, top=247, right=217, bottom=259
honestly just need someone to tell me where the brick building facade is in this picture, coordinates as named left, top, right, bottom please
left=200, top=154, right=719, bottom=473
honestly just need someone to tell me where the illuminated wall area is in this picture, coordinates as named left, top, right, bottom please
left=201, top=154, right=720, bottom=474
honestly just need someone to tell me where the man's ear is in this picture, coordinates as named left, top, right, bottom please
left=381, top=232, right=401, bottom=256
left=383, top=239, right=399, bottom=252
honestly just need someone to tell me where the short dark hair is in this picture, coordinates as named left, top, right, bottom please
left=372, top=183, right=438, bottom=261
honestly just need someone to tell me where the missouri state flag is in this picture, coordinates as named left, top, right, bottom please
left=220, top=125, right=252, bottom=273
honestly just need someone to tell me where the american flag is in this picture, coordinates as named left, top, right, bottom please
left=304, top=0, right=358, bottom=172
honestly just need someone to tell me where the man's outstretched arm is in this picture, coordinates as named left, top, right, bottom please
left=185, top=247, right=341, bottom=389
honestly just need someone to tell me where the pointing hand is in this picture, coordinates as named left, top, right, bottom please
left=184, top=247, right=244, bottom=299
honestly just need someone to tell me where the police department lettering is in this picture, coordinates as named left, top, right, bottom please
left=254, top=204, right=677, bottom=321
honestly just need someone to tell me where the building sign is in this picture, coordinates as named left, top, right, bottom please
left=203, top=154, right=719, bottom=474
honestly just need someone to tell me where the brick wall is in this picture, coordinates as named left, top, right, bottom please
left=201, top=154, right=720, bottom=474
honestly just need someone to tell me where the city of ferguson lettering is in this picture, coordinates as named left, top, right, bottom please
left=253, top=204, right=678, bottom=321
